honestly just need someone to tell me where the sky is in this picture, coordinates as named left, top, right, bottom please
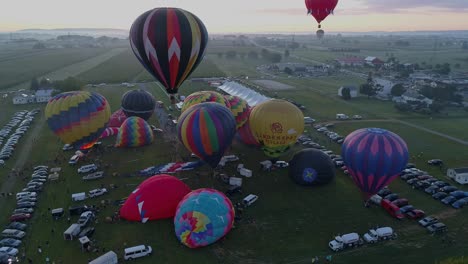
left=1, top=0, right=468, bottom=33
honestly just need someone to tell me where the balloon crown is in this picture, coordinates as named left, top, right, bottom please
left=366, top=128, right=387, bottom=134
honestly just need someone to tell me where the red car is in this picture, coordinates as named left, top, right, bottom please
left=381, top=199, right=405, bottom=220
left=10, top=213, right=32, bottom=222
left=392, top=198, right=409, bottom=207
left=406, top=209, right=425, bottom=219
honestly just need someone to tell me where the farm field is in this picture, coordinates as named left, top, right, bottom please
left=1, top=37, right=468, bottom=264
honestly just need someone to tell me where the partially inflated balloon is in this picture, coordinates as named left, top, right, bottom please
left=115, top=116, right=154, bottom=147
left=174, top=189, right=235, bottom=248
left=120, top=175, right=191, bottom=222
left=121, top=89, right=156, bottom=120
left=100, top=127, right=119, bottom=139
left=45, top=91, right=111, bottom=150
left=249, top=99, right=304, bottom=157
left=289, top=149, right=335, bottom=186
left=177, top=102, right=236, bottom=168
left=130, top=8, right=208, bottom=99
left=108, top=109, right=127, bottom=128
left=341, top=128, right=409, bottom=197
left=235, top=107, right=259, bottom=147
left=181, top=91, right=230, bottom=113
left=224, top=95, right=250, bottom=129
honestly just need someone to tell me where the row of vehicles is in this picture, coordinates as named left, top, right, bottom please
left=296, top=135, right=344, bottom=167
left=313, top=125, right=345, bottom=145
left=400, top=167, right=468, bottom=209
left=328, top=227, right=396, bottom=251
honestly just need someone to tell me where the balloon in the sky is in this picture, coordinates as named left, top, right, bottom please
left=121, top=89, right=156, bottom=120
left=130, top=7, right=208, bottom=102
left=108, top=109, right=127, bottom=128
left=120, top=175, right=191, bottom=222
left=100, top=127, right=119, bottom=139
left=115, top=116, right=154, bottom=148
left=45, top=91, right=111, bottom=150
left=178, top=102, right=236, bottom=168
left=305, top=0, right=338, bottom=28
left=341, top=128, right=409, bottom=197
left=224, top=95, right=250, bottom=129
left=181, top=91, right=230, bottom=113
left=174, top=188, right=235, bottom=248
left=249, top=99, right=304, bottom=157
left=289, top=148, right=335, bottom=186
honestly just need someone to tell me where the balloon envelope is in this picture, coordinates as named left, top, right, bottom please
left=305, top=0, right=338, bottom=25
left=224, top=95, right=250, bottom=129
left=45, top=91, right=111, bottom=150
left=100, top=127, right=119, bottom=139
left=174, top=188, right=235, bottom=248
left=249, top=99, right=304, bottom=157
left=341, top=128, right=409, bottom=197
left=121, top=89, right=156, bottom=120
left=235, top=107, right=259, bottom=147
left=120, top=175, right=191, bottom=222
left=130, top=8, right=208, bottom=95
left=181, top=91, right=230, bottom=113
left=289, top=148, right=335, bottom=186
left=108, top=109, right=127, bottom=128
left=177, top=102, right=236, bottom=168
left=115, top=116, right=154, bottom=147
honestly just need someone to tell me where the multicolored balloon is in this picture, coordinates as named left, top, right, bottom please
left=181, top=91, right=230, bottom=113
left=115, top=116, right=154, bottom=148
left=177, top=102, right=236, bottom=168
left=174, top=188, right=235, bottom=248
left=249, top=99, right=304, bottom=157
left=224, top=95, right=250, bottom=129
left=45, top=91, right=111, bottom=150
left=130, top=8, right=208, bottom=101
left=235, top=107, right=259, bottom=147
left=341, top=128, right=409, bottom=197
left=108, top=109, right=127, bottom=128
left=121, top=89, right=156, bottom=120
left=289, top=148, right=335, bottom=186
left=120, top=175, right=191, bottom=222
left=100, top=127, right=119, bottom=139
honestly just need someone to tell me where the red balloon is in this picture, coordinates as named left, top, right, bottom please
left=120, top=175, right=191, bottom=222
left=108, top=109, right=127, bottom=128
left=305, top=0, right=338, bottom=26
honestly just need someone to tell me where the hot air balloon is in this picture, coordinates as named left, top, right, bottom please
left=177, top=102, right=236, bottom=168
left=120, top=175, right=191, bottom=222
left=100, top=127, right=120, bottom=139
left=305, top=0, right=338, bottom=29
left=108, top=109, right=127, bottom=128
left=224, top=95, right=250, bottom=129
left=174, top=188, right=235, bottom=248
left=341, top=128, right=409, bottom=198
left=249, top=99, right=304, bottom=157
left=115, top=116, right=154, bottom=148
left=289, top=148, right=335, bottom=186
left=45, top=91, right=111, bottom=150
left=130, top=8, right=208, bottom=103
left=121, top=89, right=156, bottom=120
left=181, top=91, right=230, bottom=113
left=235, top=107, right=259, bottom=147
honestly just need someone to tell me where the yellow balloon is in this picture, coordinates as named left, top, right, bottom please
left=249, top=99, right=304, bottom=157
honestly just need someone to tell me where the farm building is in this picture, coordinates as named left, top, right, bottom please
left=35, top=89, right=54, bottom=103
left=338, top=86, right=358, bottom=98
left=447, top=168, right=468, bottom=185
left=365, top=56, right=384, bottom=66
left=335, top=57, right=365, bottom=67
left=12, top=94, right=34, bottom=105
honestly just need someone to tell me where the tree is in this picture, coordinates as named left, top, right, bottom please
left=284, top=49, right=290, bottom=58
left=284, top=67, right=293, bottom=75
left=267, top=53, right=282, bottom=63
left=429, top=101, right=444, bottom=113
left=341, top=87, right=351, bottom=100
left=391, top=83, right=406, bottom=97
left=394, top=103, right=412, bottom=112
left=39, top=78, right=51, bottom=87
left=359, top=83, right=377, bottom=98
left=420, top=85, right=434, bottom=99
left=53, top=77, right=84, bottom=92
left=30, top=78, right=39, bottom=91
left=261, top=48, right=270, bottom=59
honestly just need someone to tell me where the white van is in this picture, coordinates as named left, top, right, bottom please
left=124, top=245, right=152, bottom=260
left=243, top=194, right=258, bottom=207
left=89, top=251, right=118, bottom=264
left=63, top=223, right=81, bottom=240
left=336, top=113, right=349, bottom=120
left=72, top=192, right=87, bottom=202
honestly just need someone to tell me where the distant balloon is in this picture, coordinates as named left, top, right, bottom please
left=115, top=116, right=154, bottom=148
left=121, top=89, right=156, bottom=120
left=305, top=0, right=339, bottom=28
left=174, top=188, right=235, bottom=248
left=45, top=91, right=111, bottom=150
left=316, top=29, right=325, bottom=39
left=289, top=148, right=335, bottom=186
left=108, top=109, right=127, bottom=128
left=177, top=102, right=236, bottom=168
left=181, top=91, right=230, bottom=113
left=249, top=99, right=304, bottom=157
left=342, top=128, right=409, bottom=197
left=130, top=8, right=208, bottom=102
left=120, top=175, right=191, bottom=222
left=224, top=95, right=250, bottom=129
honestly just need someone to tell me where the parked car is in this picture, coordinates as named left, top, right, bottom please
left=13, top=208, right=34, bottom=214
left=78, top=227, right=95, bottom=238
left=352, top=115, right=362, bottom=120
left=384, top=193, right=399, bottom=202
left=424, top=185, right=440, bottom=195
left=432, top=181, right=449, bottom=188
left=401, top=174, right=417, bottom=181
left=451, top=197, right=468, bottom=209
left=392, top=199, right=409, bottom=207
left=6, top=222, right=26, bottom=231
left=1, top=229, right=25, bottom=239
left=432, top=192, right=448, bottom=200
left=406, top=209, right=425, bottom=219
left=419, top=216, right=438, bottom=227
left=377, top=188, right=392, bottom=197
left=77, top=164, right=98, bottom=174
left=78, top=211, right=94, bottom=227
left=0, top=247, right=18, bottom=257
left=450, top=191, right=468, bottom=199
left=225, top=186, right=242, bottom=197
left=69, top=205, right=90, bottom=216
left=10, top=214, right=31, bottom=222
left=441, top=196, right=458, bottom=205
left=440, top=186, right=458, bottom=193
left=0, top=238, right=21, bottom=247
left=400, top=205, right=415, bottom=214
left=381, top=199, right=404, bottom=220
left=427, top=159, right=443, bottom=166
left=427, top=222, right=447, bottom=234
left=16, top=202, right=35, bottom=208
left=88, top=188, right=107, bottom=198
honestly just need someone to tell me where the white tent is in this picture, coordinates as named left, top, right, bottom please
left=218, top=81, right=270, bottom=107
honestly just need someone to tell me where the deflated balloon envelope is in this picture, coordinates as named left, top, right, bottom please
left=289, top=148, right=335, bottom=186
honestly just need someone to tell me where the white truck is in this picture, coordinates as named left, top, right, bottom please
left=328, top=233, right=363, bottom=252
left=363, top=227, right=397, bottom=243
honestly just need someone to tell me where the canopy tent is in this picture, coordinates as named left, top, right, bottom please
left=217, top=81, right=270, bottom=107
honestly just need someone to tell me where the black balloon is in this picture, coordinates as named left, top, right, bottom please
left=121, top=89, right=156, bottom=120
left=289, top=148, right=335, bottom=186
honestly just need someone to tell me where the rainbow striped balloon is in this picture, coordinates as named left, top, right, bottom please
left=341, top=128, right=409, bottom=197
left=177, top=102, right=236, bottom=168
left=224, top=95, right=250, bottom=129
left=174, top=188, right=235, bottom=248
left=45, top=91, right=110, bottom=150
left=181, top=91, right=230, bottom=113
left=115, top=116, right=154, bottom=148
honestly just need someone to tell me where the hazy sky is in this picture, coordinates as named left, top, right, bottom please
left=1, top=0, right=468, bottom=33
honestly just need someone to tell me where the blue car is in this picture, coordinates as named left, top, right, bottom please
left=400, top=205, right=415, bottom=214
left=441, top=196, right=457, bottom=205
left=449, top=191, right=468, bottom=199
left=452, top=197, right=468, bottom=209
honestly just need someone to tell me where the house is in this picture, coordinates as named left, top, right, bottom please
left=401, top=89, right=433, bottom=105
left=35, top=89, right=54, bottom=103
left=374, top=78, right=395, bottom=97
left=12, top=94, right=34, bottom=105
left=335, top=57, right=365, bottom=67
left=365, top=56, right=384, bottom=66
left=447, top=168, right=468, bottom=185
left=338, top=86, right=358, bottom=98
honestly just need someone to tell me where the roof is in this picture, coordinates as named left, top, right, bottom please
left=452, top=168, right=468, bottom=174
left=35, top=89, right=54, bottom=97
left=336, top=57, right=365, bottom=63
left=365, top=56, right=377, bottom=61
